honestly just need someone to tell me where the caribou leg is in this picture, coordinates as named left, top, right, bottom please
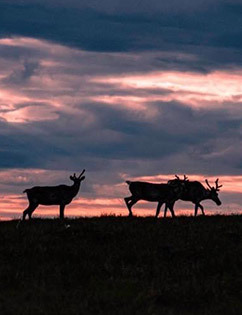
left=164, top=201, right=175, bottom=218
left=124, top=196, right=138, bottom=217
left=198, top=203, right=205, bottom=216
left=23, top=203, right=38, bottom=220
left=167, top=203, right=176, bottom=218
left=194, top=204, right=199, bottom=216
left=155, top=201, right=164, bottom=218
left=59, top=204, right=66, bottom=220
left=194, top=203, right=205, bottom=216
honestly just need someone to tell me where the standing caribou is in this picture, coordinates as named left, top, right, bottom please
left=165, top=175, right=222, bottom=216
left=124, top=180, right=186, bottom=217
left=22, top=170, right=85, bottom=220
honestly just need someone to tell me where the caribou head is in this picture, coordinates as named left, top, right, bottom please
left=205, top=178, right=222, bottom=206
left=70, top=170, right=86, bottom=184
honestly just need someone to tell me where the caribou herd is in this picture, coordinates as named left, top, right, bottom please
left=22, top=172, right=222, bottom=220
left=125, top=175, right=222, bottom=218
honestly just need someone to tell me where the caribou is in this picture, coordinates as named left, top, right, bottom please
left=165, top=175, right=222, bottom=216
left=22, top=170, right=85, bottom=220
left=124, top=180, right=186, bottom=218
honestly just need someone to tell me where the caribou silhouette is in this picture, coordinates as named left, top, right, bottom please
left=124, top=180, right=186, bottom=217
left=165, top=175, right=222, bottom=216
left=22, top=170, right=85, bottom=220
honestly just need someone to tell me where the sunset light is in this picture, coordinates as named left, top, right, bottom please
left=0, top=5, right=241, bottom=220
left=1, top=1, right=242, bottom=313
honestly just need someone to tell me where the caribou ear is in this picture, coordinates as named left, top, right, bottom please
left=80, top=176, right=85, bottom=181
left=70, top=175, right=74, bottom=181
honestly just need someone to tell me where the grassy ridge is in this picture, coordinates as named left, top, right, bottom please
left=0, top=215, right=242, bottom=315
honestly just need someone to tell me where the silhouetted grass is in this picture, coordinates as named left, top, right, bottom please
left=0, top=215, right=242, bottom=315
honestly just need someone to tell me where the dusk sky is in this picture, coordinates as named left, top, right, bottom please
left=0, top=0, right=241, bottom=219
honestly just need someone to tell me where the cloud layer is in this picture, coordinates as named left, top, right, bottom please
left=1, top=0, right=242, bottom=60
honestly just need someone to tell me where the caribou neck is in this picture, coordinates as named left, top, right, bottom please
left=70, top=182, right=81, bottom=197
left=201, top=189, right=212, bottom=201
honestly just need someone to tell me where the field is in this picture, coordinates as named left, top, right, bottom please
left=0, top=215, right=242, bottom=315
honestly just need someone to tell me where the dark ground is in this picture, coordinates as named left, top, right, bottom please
left=0, top=215, right=242, bottom=315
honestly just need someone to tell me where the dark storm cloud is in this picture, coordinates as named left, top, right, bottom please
left=1, top=1, right=242, bottom=71
left=0, top=100, right=241, bottom=176
left=0, top=120, right=66, bottom=168
left=0, top=37, right=241, bottom=178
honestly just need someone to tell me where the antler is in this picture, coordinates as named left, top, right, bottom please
left=205, top=178, right=223, bottom=191
left=215, top=178, right=223, bottom=191
left=205, top=179, right=212, bottom=190
left=175, top=174, right=189, bottom=181
left=78, top=169, right=85, bottom=178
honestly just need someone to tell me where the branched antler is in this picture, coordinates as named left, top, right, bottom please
left=205, top=178, right=222, bottom=191
left=175, top=174, right=189, bottom=181
left=205, top=179, right=212, bottom=189
left=215, top=178, right=223, bottom=191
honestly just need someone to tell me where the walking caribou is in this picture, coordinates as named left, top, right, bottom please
left=124, top=180, right=186, bottom=217
left=22, top=170, right=85, bottom=220
left=164, top=175, right=222, bottom=217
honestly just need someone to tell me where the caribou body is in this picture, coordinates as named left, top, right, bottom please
left=124, top=180, right=185, bottom=217
left=22, top=170, right=85, bottom=220
left=165, top=176, right=222, bottom=216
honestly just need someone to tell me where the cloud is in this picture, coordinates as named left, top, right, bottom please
left=92, top=70, right=242, bottom=107
left=0, top=37, right=241, bottom=175
left=0, top=0, right=220, bottom=13
left=0, top=35, right=241, bottom=218
left=1, top=0, right=242, bottom=69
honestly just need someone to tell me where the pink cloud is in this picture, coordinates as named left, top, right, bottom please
left=92, top=70, right=242, bottom=108
left=1, top=105, right=59, bottom=123
left=1, top=36, right=242, bottom=124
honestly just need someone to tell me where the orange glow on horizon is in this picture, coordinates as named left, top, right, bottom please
left=0, top=170, right=241, bottom=220
left=1, top=194, right=241, bottom=221
left=2, top=194, right=242, bottom=221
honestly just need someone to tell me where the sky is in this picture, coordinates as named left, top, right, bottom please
left=0, top=0, right=241, bottom=219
